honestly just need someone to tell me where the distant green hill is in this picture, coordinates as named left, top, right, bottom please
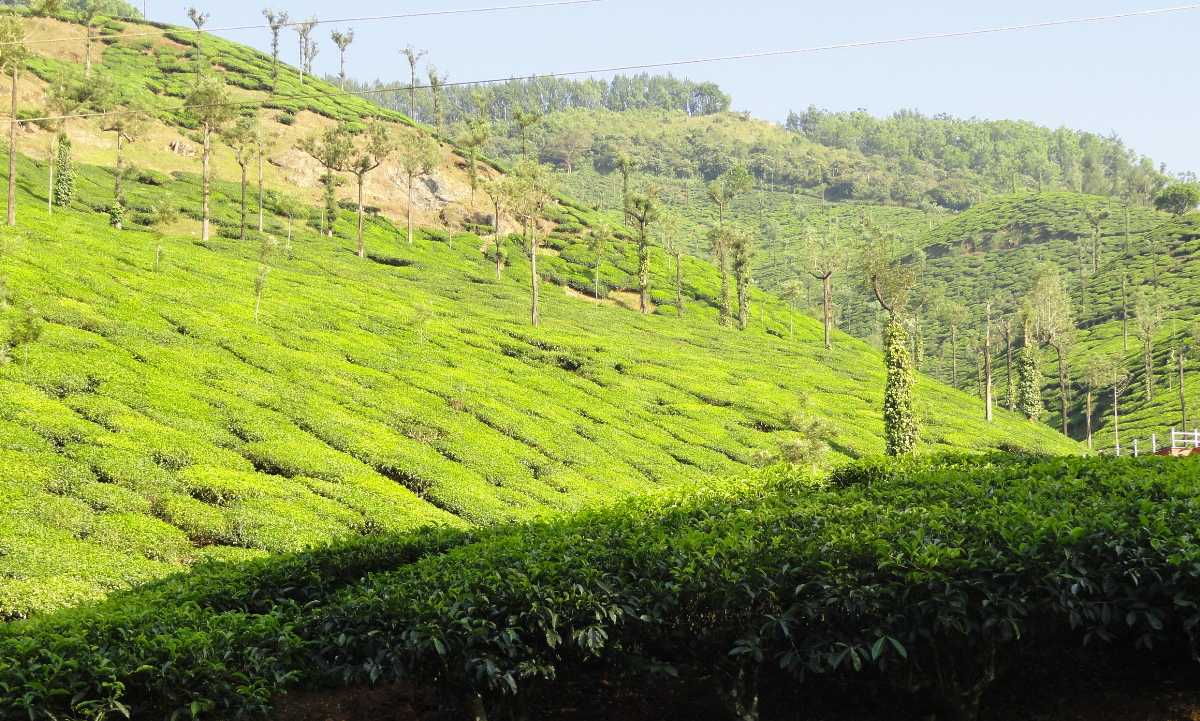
left=0, top=16, right=1079, bottom=620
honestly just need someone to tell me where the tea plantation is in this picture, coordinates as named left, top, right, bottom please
left=3, top=453, right=1198, bottom=720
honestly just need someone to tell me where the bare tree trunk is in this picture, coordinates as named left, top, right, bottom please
left=406, top=174, right=414, bottom=244
left=201, top=125, right=211, bottom=242
left=239, top=162, right=247, bottom=239
left=85, top=28, right=92, bottom=76
left=674, top=251, right=684, bottom=315
left=355, top=173, right=365, bottom=258
left=1122, top=274, right=1129, bottom=352
left=530, top=228, right=540, bottom=326
left=46, top=134, right=52, bottom=215
left=821, top=273, right=833, bottom=349
left=1085, top=385, right=1093, bottom=450
left=984, top=312, right=993, bottom=422
left=257, top=151, right=264, bottom=232
left=7, top=66, right=16, bottom=227
left=1055, top=343, right=1069, bottom=436
left=951, top=325, right=959, bottom=389
left=1145, top=337, right=1154, bottom=401
left=1181, top=348, right=1188, bottom=429
left=494, top=199, right=502, bottom=279
left=1113, top=387, right=1121, bottom=452
left=1004, top=321, right=1015, bottom=411
left=114, top=132, right=123, bottom=202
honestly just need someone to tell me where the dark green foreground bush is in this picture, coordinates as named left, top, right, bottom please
left=3, top=454, right=1200, bottom=721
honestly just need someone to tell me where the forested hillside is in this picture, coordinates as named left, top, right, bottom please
left=0, top=13, right=1082, bottom=622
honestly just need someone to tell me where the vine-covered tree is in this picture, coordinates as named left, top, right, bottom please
left=729, top=227, right=754, bottom=330
left=1015, top=321, right=1042, bottom=423
left=186, top=70, right=235, bottom=242
left=0, top=15, right=27, bottom=227
left=863, top=222, right=919, bottom=455
left=261, top=9, right=289, bottom=87
left=627, top=187, right=659, bottom=315
left=52, top=134, right=74, bottom=208
left=392, top=129, right=439, bottom=245
left=345, top=120, right=395, bottom=257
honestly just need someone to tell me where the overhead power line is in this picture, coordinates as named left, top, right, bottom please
left=10, top=2, right=1200, bottom=125
left=8, top=0, right=604, bottom=47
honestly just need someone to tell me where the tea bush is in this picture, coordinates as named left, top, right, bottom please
left=3, top=455, right=1200, bottom=720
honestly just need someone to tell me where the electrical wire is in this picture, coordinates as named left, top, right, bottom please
left=9, top=2, right=1200, bottom=124
left=6, top=0, right=605, bottom=47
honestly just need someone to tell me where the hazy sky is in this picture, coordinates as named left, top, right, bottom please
left=152, top=0, right=1199, bottom=173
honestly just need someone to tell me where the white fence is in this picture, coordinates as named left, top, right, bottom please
left=1113, top=428, right=1200, bottom=457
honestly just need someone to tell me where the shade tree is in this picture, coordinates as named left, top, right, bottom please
left=262, top=8, right=290, bottom=87
left=185, top=69, right=235, bottom=242
left=392, top=129, right=440, bottom=246
left=345, top=120, right=395, bottom=257
left=1027, top=264, right=1075, bottom=436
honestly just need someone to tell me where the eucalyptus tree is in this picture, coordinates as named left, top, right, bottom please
left=346, top=120, right=395, bottom=257
left=512, top=107, right=542, bottom=160
left=1135, top=288, right=1162, bottom=401
left=659, top=211, right=684, bottom=315
left=937, top=299, right=968, bottom=389
left=480, top=174, right=511, bottom=278
left=330, top=28, right=353, bottom=90
left=298, top=123, right=352, bottom=238
left=1095, top=355, right=1133, bottom=453
left=614, top=149, right=634, bottom=222
left=400, top=45, right=426, bottom=119
left=393, top=129, right=439, bottom=245
left=91, top=73, right=147, bottom=214
left=1081, top=359, right=1105, bottom=450
left=294, top=16, right=318, bottom=85
left=627, top=187, right=660, bottom=315
left=511, top=159, right=553, bottom=326
left=1028, top=264, right=1075, bottom=436
left=1083, top=205, right=1110, bottom=273
left=0, top=15, right=27, bottom=227
left=804, top=218, right=847, bottom=349
left=585, top=222, right=612, bottom=300
left=186, top=70, right=235, bottom=242
left=220, top=115, right=259, bottom=239
left=427, top=66, right=446, bottom=135
left=729, top=226, right=754, bottom=330
left=707, top=164, right=752, bottom=230
left=262, top=9, right=289, bottom=87
left=457, top=114, right=491, bottom=208
left=186, top=7, right=209, bottom=55
left=863, top=222, right=919, bottom=455
left=707, top=225, right=732, bottom=327
left=255, top=124, right=274, bottom=232
left=80, top=1, right=104, bottom=77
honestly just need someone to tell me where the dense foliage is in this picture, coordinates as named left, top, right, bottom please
left=787, top=107, right=1166, bottom=202
left=3, top=454, right=1200, bottom=721
left=346, top=73, right=731, bottom=128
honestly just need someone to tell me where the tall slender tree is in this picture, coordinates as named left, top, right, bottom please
left=512, top=159, right=552, bottom=326
left=346, top=120, right=394, bottom=257
left=186, top=70, right=235, bottom=242
left=330, top=28, right=353, bottom=90
left=0, top=15, right=27, bottom=227
left=1016, top=320, right=1043, bottom=423
left=262, top=9, right=289, bottom=87
left=730, top=227, right=754, bottom=329
left=513, top=107, right=542, bottom=160
left=392, top=129, right=439, bottom=245
left=659, top=211, right=684, bottom=315
left=627, top=187, right=660, bottom=315
left=804, top=219, right=846, bottom=350
left=1135, top=288, right=1162, bottom=401
left=982, top=301, right=995, bottom=422
left=457, top=113, right=491, bottom=208
left=92, top=74, right=147, bottom=215
left=400, top=45, right=426, bottom=120
left=481, top=174, right=511, bottom=278
left=294, top=17, right=317, bottom=85
left=186, top=7, right=209, bottom=58
left=427, top=66, right=446, bottom=135
left=586, top=222, right=612, bottom=300
left=81, top=2, right=103, bottom=77
left=864, top=222, right=919, bottom=455
left=1028, top=264, right=1075, bottom=436
left=221, top=115, right=259, bottom=240
left=255, top=124, right=274, bottom=232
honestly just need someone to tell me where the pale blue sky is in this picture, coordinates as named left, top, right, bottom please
left=152, top=0, right=1199, bottom=173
